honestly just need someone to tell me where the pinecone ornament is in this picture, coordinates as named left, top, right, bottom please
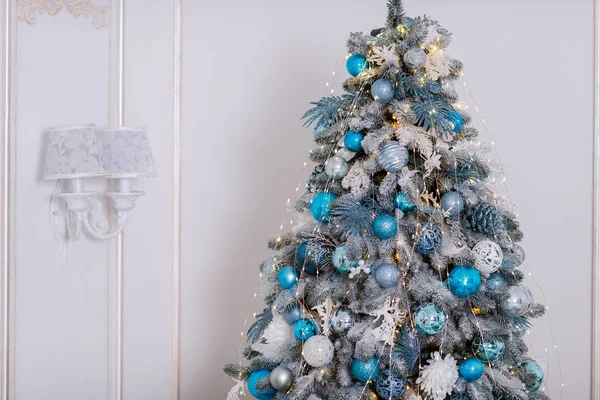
left=465, top=202, right=507, bottom=237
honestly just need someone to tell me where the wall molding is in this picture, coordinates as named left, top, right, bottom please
left=593, top=0, right=600, bottom=398
left=1, top=0, right=9, bottom=398
left=17, top=0, right=108, bottom=29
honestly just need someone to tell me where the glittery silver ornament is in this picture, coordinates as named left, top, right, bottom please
left=330, top=307, right=354, bottom=334
left=306, top=394, right=325, bottom=400
left=336, top=147, right=356, bottom=161
left=324, top=155, right=349, bottom=180
left=500, top=285, right=534, bottom=317
left=376, top=141, right=409, bottom=173
left=471, top=240, right=503, bottom=276
left=440, top=78, right=455, bottom=91
left=302, top=335, right=334, bottom=367
left=374, top=263, right=400, bottom=288
left=440, top=191, right=464, bottom=217
left=269, top=365, right=294, bottom=392
left=403, top=47, right=427, bottom=70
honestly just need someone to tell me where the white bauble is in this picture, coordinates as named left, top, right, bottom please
left=471, top=240, right=503, bottom=276
left=302, top=335, right=334, bottom=367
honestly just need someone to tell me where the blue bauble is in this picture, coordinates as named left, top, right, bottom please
left=394, top=193, right=416, bottom=212
left=344, top=130, right=364, bottom=152
left=375, top=369, right=407, bottom=399
left=373, top=214, right=398, bottom=240
left=414, top=303, right=447, bottom=335
left=351, top=357, right=380, bottom=382
left=448, top=111, right=463, bottom=133
left=377, top=141, right=409, bottom=173
left=332, top=244, right=360, bottom=274
left=295, top=242, right=319, bottom=276
left=371, top=79, right=395, bottom=103
left=346, top=54, right=367, bottom=77
left=486, top=273, right=507, bottom=291
left=459, top=358, right=484, bottom=382
left=294, top=318, right=319, bottom=340
left=472, top=337, right=505, bottom=362
left=440, top=191, right=465, bottom=217
left=451, top=395, right=471, bottom=400
left=448, top=266, right=481, bottom=298
left=248, top=369, right=277, bottom=400
left=278, top=266, right=299, bottom=289
left=374, top=263, right=400, bottom=288
left=284, top=305, right=303, bottom=325
left=401, top=16, right=414, bottom=27
left=521, top=361, right=544, bottom=391
left=415, top=222, right=443, bottom=255
left=310, top=192, right=337, bottom=223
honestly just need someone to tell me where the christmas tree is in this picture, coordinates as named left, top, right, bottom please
left=224, top=1, right=550, bottom=399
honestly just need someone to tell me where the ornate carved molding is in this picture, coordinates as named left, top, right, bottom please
left=17, top=0, right=108, bottom=29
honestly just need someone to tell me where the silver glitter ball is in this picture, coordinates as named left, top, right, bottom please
left=325, top=155, right=349, bottom=179
left=376, top=141, right=409, bottom=173
left=500, top=285, right=534, bottom=317
left=403, top=47, right=427, bottom=70
left=307, top=394, right=325, bottom=400
left=330, top=306, right=354, bottom=334
left=269, top=365, right=294, bottom=392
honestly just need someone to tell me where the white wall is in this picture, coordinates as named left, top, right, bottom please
left=0, top=0, right=594, bottom=399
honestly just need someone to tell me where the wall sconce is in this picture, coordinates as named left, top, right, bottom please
left=43, top=124, right=157, bottom=241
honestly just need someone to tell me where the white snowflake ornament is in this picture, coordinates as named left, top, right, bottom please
left=368, top=297, right=408, bottom=345
left=416, top=352, right=458, bottom=400
left=425, top=49, right=452, bottom=80
left=226, top=379, right=245, bottom=400
left=349, top=260, right=371, bottom=279
left=368, top=44, right=398, bottom=65
left=312, top=296, right=338, bottom=336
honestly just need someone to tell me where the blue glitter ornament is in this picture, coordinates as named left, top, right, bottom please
left=521, top=361, right=544, bottom=391
left=459, top=358, right=484, bottom=382
left=472, top=337, right=505, bottom=363
left=441, top=191, right=465, bottom=217
left=448, top=266, right=481, bottom=298
left=278, top=266, right=299, bottom=289
left=377, top=141, right=409, bottom=173
left=284, top=305, right=303, bottom=325
left=247, top=369, right=277, bottom=400
left=346, top=54, right=367, bottom=77
left=375, top=369, right=407, bottom=399
left=351, top=357, right=380, bottom=382
left=448, top=111, right=463, bottom=133
left=310, top=192, right=337, bottom=223
left=344, top=130, right=364, bottom=152
left=414, top=303, right=447, bottom=335
left=332, top=244, right=360, bottom=274
left=294, top=318, right=319, bottom=340
left=394, top=193, right=416, bottom=212
left=295, top=242, right=319, bottom=276
left=486, top=273, right=507, bottom=291
left=371, top=79, right=395, bottom=103
left=415, top=222, right=443, bottom=255
left=373, top=214, right=398, bottom=240
left=374, top=263, right=400, bottom=288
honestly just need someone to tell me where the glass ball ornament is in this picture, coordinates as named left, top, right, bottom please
left=394, top=192, right=416, bottom=212
left=373, top=214, right=398, bottom=240
left=351, top=356, right=381, bottom=382
left=414, top=222, right=443, bottom=255
left=324, top=156, right=349, bottom=180
left=332, top=244, right=361, bottom=274
left=472, top=337, right=505, bottom=363
left=500, top=285, right=534, bottom=317
left=501, top=244, right=526, bottom=270
left=346, top=54, right=367, bottom=77
left=310, top=192, right=337, bottom=223
left=401, top=16, right=414, bottom=27
left=374, top=263, right=400, bottom=289
left=376, top=141, right=409, bottom=173
left=294, top=318, right=319, bottom=340
left=284, top=304, right=303, bottom=325
left=375, top=369, right=407, bottom=399
left=486, top=272, right=508, bottom=291
left=247, top=369, right=277, bottom=400
left=277, top=266, right=299, bottom=289
left=414, top=303, right=447, bottom=335
left=295, top=242, right=319, bottom=276
left=403, top=47, right=426, bottom=70
left=440, top=191, right=464, bottom=217
left=269, top=365, right=294, bottom=392
left=448, top=266, right=481, bottom=298
left=471, top=240, right=503, bottom=275
left=303, top=335, right=334, bottom=367
left=447, top=111, right=463, bottom=133
left=371, top=79, right=395, bottom=103
left=521, top=361, right=544, bottom=391
left=459, top=358, right=484, bottom=382
left=330, top=306, right=354, bottom=334
left=344, top=130, right=364, bottom=152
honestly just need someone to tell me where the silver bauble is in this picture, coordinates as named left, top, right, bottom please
left=307, top=394, right=325, bottom=400
left=336, top=147, right=356, bottom=161
left=403, top=47, right=427, bottom=70
left=471, top=240, right=503, bottom=276
left=302, top=335, right=334, bottom=367
left=376, top=141, right=409, bottom=173
left=330, top=307, right=354, bottom=334
left=514, top=244, right=526, bottom=264
left=440, top=78, right=455, bottom=91
left=325, top=156, right=349, bottom=179
left=269, top=365, right=294, bottom=392
left=500, top=285, right=534, bottom=317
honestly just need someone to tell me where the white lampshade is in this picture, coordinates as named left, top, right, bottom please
left=96, top=127, right=157, bottom=178
left=43, top=124, right=107, bottom=180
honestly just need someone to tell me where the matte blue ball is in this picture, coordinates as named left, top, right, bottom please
left=459, top=358, right=484, bottom=382
left=414, top=303, right=447, bottom=335
left=401, top=16, right=414, bottom=27
left=332, top=244, right=360, bottom=274
left=375, top=263, right=400, bottom=288
left=448, top=111, right=463, bottom=133
left=373, top=214, right=398, bottom=240
left=278, top=266, right=299, bottom=289
left=486, top=273, right=508, bottom=291
left=415, top=222, right=443, bottom=255
left=394, top=193, right=416, bottom=212
left=440, top=191, right=465, bottom=217
left=346, top=54, right=367, bottom=77
left=344, top=130, right=364, bottom=152
left=472, top=337, right=505, bottom=363
left=377, top=141, right=409, bottom=173
left=293, top=319, right=319, bottom=340
left=375, top=369, right=407, bottom=399
left=310, top=192, right=337, bottom=223
left=284, top=305, right=303, bottom=325
left=521, top=361, right=544, bottom=391
left=351, top=357, right=380, bottom=382
left=295, top=242, right=318, bottom=276
left=248, top=369, right=277, bottom=400
left=371, top=79, right=395, bottom=103
left=448, top=266, right=481, bottom=298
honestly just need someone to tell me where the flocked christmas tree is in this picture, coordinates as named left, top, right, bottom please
left=225, top=1, right=550, bottom=399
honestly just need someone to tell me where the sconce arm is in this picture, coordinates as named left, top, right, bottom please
left=83, top=210, right=130, bottom=240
